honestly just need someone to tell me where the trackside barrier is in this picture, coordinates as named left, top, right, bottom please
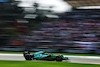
left=0, top=47, right=98, bottom=54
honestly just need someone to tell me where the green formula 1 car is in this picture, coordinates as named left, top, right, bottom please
left=23, top=50, right=69, bottom=61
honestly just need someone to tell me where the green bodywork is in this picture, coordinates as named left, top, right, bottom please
left=33, top=51, right=68, bottom=60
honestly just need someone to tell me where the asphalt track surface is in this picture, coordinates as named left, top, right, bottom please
left=0, top=53, right=100, bottom=64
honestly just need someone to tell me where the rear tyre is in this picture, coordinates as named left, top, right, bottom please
left=25, top=54, right=32, bottom=60
left=56, top=56, right=62, bottom=62
left=23, top=50, right=32, bottom=60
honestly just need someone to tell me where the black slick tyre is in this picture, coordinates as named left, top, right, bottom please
left=56, top=56, right=62, bottom=62
left=25, top=54, right=32, bottom=60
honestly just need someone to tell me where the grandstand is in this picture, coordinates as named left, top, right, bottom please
left=64, top=0, right=100, bottom=7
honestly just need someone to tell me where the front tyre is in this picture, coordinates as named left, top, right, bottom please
left=56, top=56, right=62, bottom=62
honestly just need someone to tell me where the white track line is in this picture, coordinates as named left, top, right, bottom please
left=0, top=53, right=23, bottom=56
left=64, top=55, right=100, bottom=59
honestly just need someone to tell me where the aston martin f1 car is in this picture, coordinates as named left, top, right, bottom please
left=23, top=50, right=69, bottom=61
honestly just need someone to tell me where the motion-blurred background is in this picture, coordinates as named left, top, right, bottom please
left=0, top=0, right=100, bottom=54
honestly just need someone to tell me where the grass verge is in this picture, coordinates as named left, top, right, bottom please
left=0, top=60, right=100, bottom=67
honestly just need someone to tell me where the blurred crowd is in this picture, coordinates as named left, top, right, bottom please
left=40, top=19, right=100, bottom=42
